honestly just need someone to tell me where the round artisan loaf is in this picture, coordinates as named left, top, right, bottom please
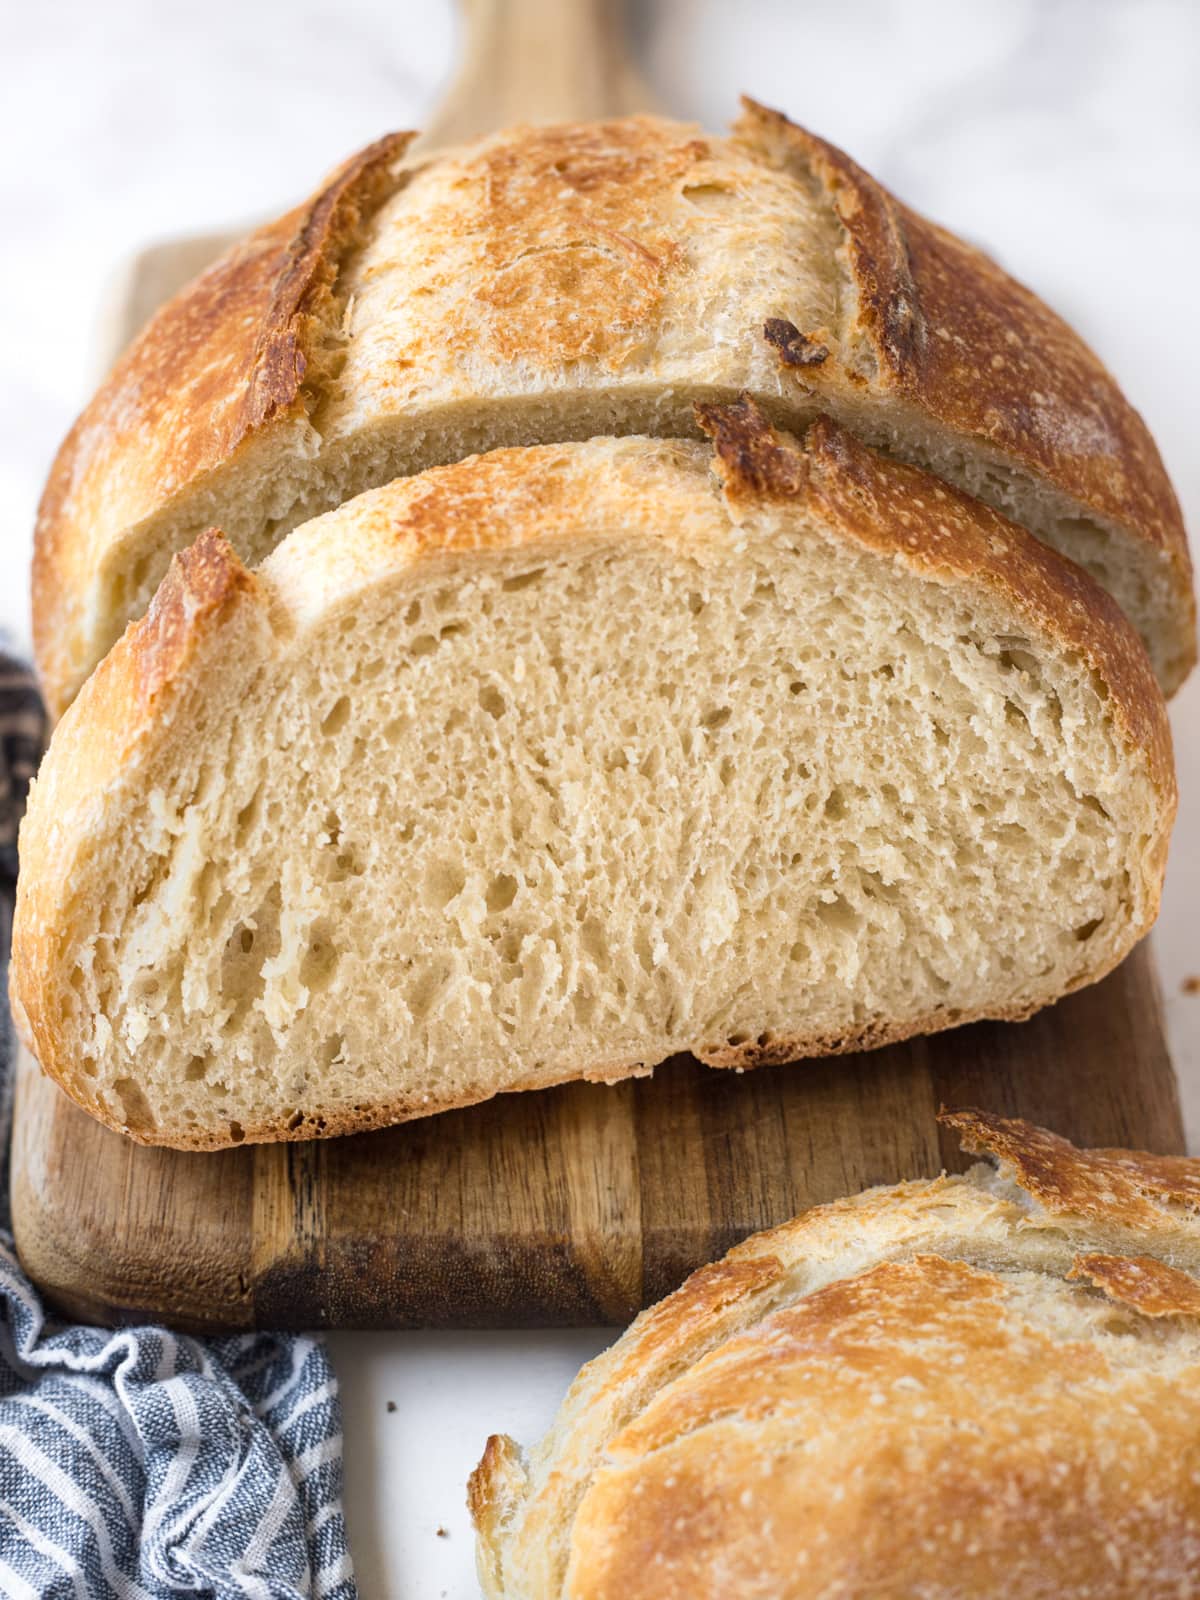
left=470, top=1109, right=1200, bottom=1600
left=33, top=99, right=1193, bottom=717
left=10, top=406, right=1175, bottom=1149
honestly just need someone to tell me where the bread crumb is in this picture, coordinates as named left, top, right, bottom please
left=1183, top=975, right=1200, bottom=995
left=436, top=1526, right=448, bottom=1538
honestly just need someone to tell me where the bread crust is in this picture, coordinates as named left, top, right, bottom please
left=942, top=1104, right=1200, bottom=1221
left=11, top=412, right=1175, bottom=1151
left=9, top=1010, right=1025, bottom=1153
left=739, top=99, right=1192, bottom=589
left=32, top=107, right=1193, bottom=715
left=470, top=1110, right=1200, bottom=1598
left=32, top=130, right=415, bottom=713
left=1069, top=1253, right=1200, bottom=1317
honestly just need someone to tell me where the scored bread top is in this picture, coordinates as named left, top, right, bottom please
left=469, top=1110, right=1200, bottom=1599
left=32, top=130, right=415, bottom=714
left=32, top=100, right=1194, bottom=717
left=11, top=407, right=1176, bottom=1144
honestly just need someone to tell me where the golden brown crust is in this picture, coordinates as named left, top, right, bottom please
left=1070, top=1253, right=1200, bottom=1318
left=943, top=1105, right=1200, bottom=1223
left=694, top=394, right=809, bottom=505
left=739, top=97, right=1194, bottom=652
left=472, top=1113, right=1200, bottom=1599
left=572, top=1256, right=1200, bottom=1599
left=461, top=118, right=705, bottom=371
left=32, top=131, right=415, bottom=711
left=127, top=529, right=260, bottom=714
left=469, top=1435, right=527, bottom=1562
left=11, top=531, right=268, bottom=1116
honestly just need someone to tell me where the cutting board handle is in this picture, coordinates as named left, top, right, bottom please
left=416, top=0, right=659, bottom=151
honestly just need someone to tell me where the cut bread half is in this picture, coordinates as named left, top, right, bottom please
left=469, top=1110, right=1200, bottom=1600
left=34, top=100, right=1193, bottom=717
left=12, top=407, right=1174, bottom=1150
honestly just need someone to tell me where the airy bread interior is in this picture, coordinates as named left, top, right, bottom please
left=46, top=440, right=1157, bottom=1148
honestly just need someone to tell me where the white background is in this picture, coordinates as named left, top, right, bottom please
left=4, top=2, right=1199, bottom=1593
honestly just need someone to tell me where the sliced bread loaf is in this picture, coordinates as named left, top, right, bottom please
left=470, top=1109, right=1200, bottom=1599
left=11, top=407, right=1174, bottom=1149
left=34, top=100, right=1193, bottom=716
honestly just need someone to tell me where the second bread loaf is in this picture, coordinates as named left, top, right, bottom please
left=33, top=101, right=1194, bottom=716
left=471, top=1110, right=1200, bottom=1599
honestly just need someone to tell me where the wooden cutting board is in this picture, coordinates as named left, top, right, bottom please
left=8, top=0, right=1185, bottom=1332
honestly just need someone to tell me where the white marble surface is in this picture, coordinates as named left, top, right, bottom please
left=4, top=1, right=1199, bottom=1594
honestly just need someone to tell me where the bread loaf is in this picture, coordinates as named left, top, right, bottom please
left=11, top=406, right=1174, bottom=1149
left=33, top=100, right=1193, bottom=717
left=470, top=1109, right=1200, bottom=1599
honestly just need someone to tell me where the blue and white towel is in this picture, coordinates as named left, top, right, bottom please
left=0, top=652, right=356, bottom=1599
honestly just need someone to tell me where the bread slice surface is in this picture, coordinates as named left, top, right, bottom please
left=469, top=1110, right=1200, bottom=1600
left=33, top=101, right=1193, bottom=716
left=12, top=410, right=1174, bottom=1149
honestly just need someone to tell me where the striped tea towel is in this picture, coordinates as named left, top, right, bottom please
left=0, top=648, right=357, bottom=1600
